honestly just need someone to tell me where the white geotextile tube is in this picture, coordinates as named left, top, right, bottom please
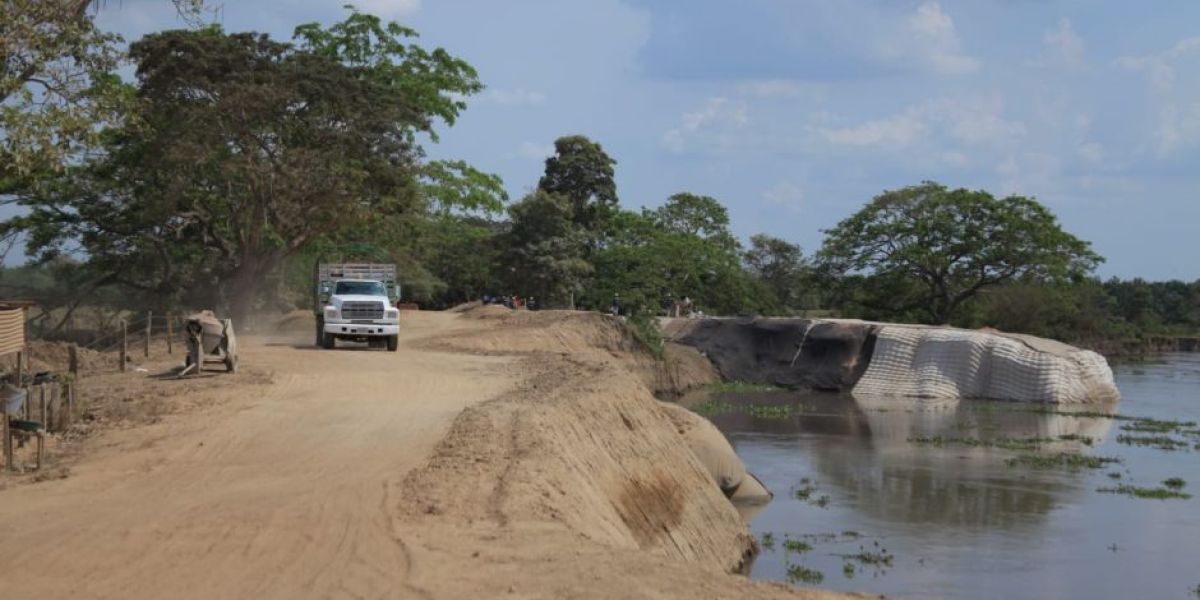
left=852, top=326, right=1119, bottom=403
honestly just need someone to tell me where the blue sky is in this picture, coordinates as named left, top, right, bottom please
left=83, top=0, right=1200, bottom=279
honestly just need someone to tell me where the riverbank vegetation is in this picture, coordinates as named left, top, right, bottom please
left=2, top=3, right=1198, bottom=355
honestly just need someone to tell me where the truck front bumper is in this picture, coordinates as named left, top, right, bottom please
left=324, top=322, right=399, bottom=337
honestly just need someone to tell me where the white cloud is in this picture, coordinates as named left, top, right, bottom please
left=1116, top=36, right=1200, bottom=92
left=762, top=181, right=804, bottom=214
left=353, top=0, right=421, bottom=18
left=819, top=110, right=926, bottom=147
left=1117, top=37, right=1200, bottom=153
left=933, top=97, right=1027, bottom=146
left=480, top=88, right=547, bottom=106
left=1037, top=18, right=1085, bottom=69
left=817, top=96, right=1023, bottom=150
left=902, top=2, right=980, bottom=75
left=661, top=97, right=749, bottom=152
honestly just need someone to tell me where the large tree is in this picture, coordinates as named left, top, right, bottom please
left=537, top=134, right=617, bottom=228
left=0, top=0, right=205, bottom=182
left=744, top=234, right=810, bottom=310
left=818, top=182, right=1101, bottom=324
left=5, top=10, right=489, bottom=321
left=646, top=192, right=737, bottom=252
left=501, top=191, right=592, bottom=307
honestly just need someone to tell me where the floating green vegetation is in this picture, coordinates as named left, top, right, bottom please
left=687, top=400, right=736, bottom=415
left=1006, top=453, right=1122, bottom=471
left=1116, top=434, right=1191, bottom=451
left=786, top=564, right=824, bottom=585
left=688, top=399, right=796, bottom=419
left=1057, top=433, right=1095, bottom=446
left=1107, top=471, right=1123, bottom=480
left=1097, top=484, right=1192, bottom=500
left=793, top=482, right=817, bottom=501
left=703, top=381, right=782, bottom=394
left=782, top=537, right=813, bottom=554
left=1120, top=419, right=1195, bottom=434
left=760, top=532, right=776, bottom=551
left=1163, top=477, right=1187, bottom=490
left=838, top=541, right=895, bottom=568
left=843, top=563, right=856, bottom=579
left=745, top=404, right=795, bottom=418
left=791, top=479, right=831, bottom=507
left=908, top=435, right=1056, bottom=451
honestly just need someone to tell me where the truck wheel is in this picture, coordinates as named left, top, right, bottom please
left=322, top=333, right=336, bottom=350
left=386, top=335, right=398, bottom=352
left=315, top=316, right=325, bottom=347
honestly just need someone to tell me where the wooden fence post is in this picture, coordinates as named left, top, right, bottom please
left=2, top=406, right=10, bottom=472
left=69, top=344, right=79, bottom=378
left=145, top=311, right=152, bottom=358
left=167, top=314, right=173, bottom=355
left=120, top=320, right=128, bottom=373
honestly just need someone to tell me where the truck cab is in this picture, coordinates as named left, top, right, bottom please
left=315, top=264, right=401, bottom=351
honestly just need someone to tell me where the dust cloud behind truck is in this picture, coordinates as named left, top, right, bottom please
left=314, top=263, right=402, bottom=351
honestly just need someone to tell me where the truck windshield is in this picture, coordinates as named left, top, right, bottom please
left=334, top=281, right=387, bottom=296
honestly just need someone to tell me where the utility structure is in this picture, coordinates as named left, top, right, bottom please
left=1, top=300, right=39, bottom=471
left=177, top=311, right=238, bottom=377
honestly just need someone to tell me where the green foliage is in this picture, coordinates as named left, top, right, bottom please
left=0, top=0, right=125, bottom=179
left=585, top=208, right=777, bottom=317
left=5, top=9, right=492, bottom=320
left=1096, top=484, right=1192, bottom=500
left=501, top=191, right=592, bottom=306
left=646, top=192, right=737, bottom=251
left=818, top=181, right=1102, bottom=324
left=743, top=234, right=814, bottom=311
left=626, top=314, right=664, bottom=359
left=537, top=135, right=618, bottom=229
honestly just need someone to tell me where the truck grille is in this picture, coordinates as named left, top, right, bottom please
left=341, top=301, right=385, bottom=320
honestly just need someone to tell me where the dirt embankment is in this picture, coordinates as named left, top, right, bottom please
left=399, top=307, right=856, bottom=598
left=0, top=309, right=864, bottom=599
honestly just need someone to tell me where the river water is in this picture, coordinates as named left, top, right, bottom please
left=686, top=353, right=1200, bottom=600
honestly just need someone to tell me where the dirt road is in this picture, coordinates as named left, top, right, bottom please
left=0, top=312, right=515, bottom=599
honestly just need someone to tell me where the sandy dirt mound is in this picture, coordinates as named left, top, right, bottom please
left=433, top=309, right=719, bottom=395
left=0, top=311, right=860, bottom=599
left=3, top=340, right=118, bottom=375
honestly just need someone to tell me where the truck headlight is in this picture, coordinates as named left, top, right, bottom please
left=386, top=309, right=399, bottom=319
left=324, top=307, right=338, bottom=319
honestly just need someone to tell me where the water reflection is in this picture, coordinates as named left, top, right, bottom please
left=687, top=391, right=1114, bottom=529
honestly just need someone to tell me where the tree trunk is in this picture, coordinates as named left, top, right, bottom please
left=226, top=258, right=266, bottom=329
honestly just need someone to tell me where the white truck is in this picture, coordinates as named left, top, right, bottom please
left=314, top=263, right=401, bottom=351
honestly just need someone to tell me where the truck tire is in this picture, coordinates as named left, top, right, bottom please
left=315, top=315, right=324, bottom=347
left=386, top=335, right=398, bottom=352
left=322, top=332, right=336, bottom=350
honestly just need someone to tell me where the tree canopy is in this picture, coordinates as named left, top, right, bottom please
left=817, top=182, right=1101, bottom=324
left=4, top=9, right=495, bottom=321
left=537, top=135, right=617, bottom=228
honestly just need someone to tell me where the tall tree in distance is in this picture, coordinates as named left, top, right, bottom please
left=5, top=9, right=489, bottom=322
left=647, top=192, right=737, bottom=252
left=744, top=234, right=809, bottom=310
left=818, top=181, right=1101, bottom=324
left=501, top=191, right=592, bottom=307
left=537, top=135, right=618, bottom=229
